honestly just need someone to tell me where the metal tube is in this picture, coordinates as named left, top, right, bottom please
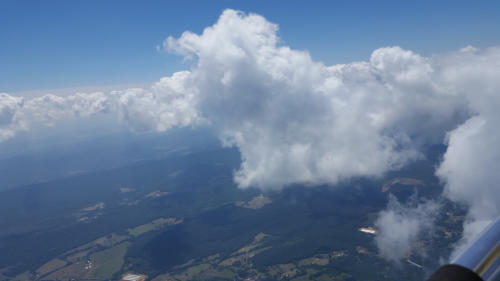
left=453, top=217, right=500, bottom=281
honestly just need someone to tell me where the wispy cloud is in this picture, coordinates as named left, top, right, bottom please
left=375, top=195, right=440, bottom=261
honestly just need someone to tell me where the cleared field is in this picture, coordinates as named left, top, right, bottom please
left=36, top=258, right=67, bottom=276
left=127, top=217, right=183, bottom=237
left=298, top=254, right=330, bottom=266
left=42, top=242, right=131, bottom=281
left=92, top=242, right=132, bottom=280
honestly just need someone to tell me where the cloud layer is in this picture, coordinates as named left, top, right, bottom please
left=1, top=9, right=499, bottom=260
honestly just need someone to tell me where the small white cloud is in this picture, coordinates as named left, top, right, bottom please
left=375, top=195, right=440, bottom=262
left=459, top=45, right=478, bottom=53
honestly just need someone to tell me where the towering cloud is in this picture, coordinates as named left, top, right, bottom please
left=435, top=46, right=500, bottom=256
left=1, top=9, right=499, bottom=260
left=163, top=10, right=466, bottom=189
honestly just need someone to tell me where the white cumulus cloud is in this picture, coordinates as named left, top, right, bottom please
left=0, top=94, right=24, bottom=141
left=375, top=195, right=440, bottom=261
left=433, top=46, right=500, bottom=257
left=114, top=71, right=204, bottom=132
left=163, top=10, right=469, bottom=189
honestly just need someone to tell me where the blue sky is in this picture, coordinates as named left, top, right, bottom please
left=1, top=0, right=500, bottom=93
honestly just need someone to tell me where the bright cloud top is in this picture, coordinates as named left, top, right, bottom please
left=163, top=10, right=470, bottom=190
left=1, top=9, right=499, bottom=259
